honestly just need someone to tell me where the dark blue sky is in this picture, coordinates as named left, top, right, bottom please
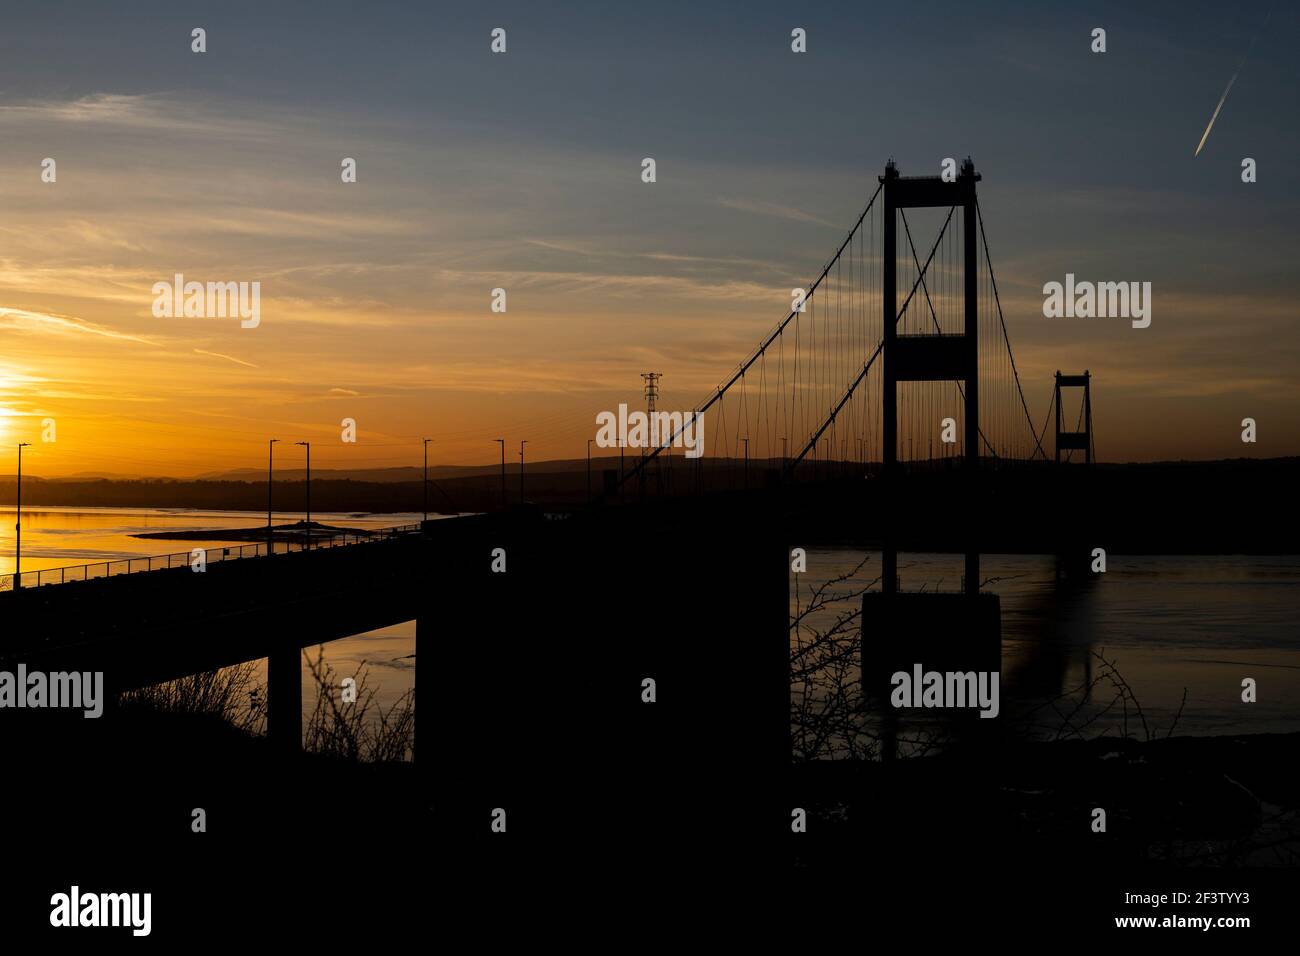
left=0, top=1, right=1296, bottom=468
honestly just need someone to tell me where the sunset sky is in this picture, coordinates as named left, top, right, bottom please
left=1, top=1, right=1297, bottom=477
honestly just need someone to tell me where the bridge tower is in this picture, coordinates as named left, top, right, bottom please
left=881, top=158, right=981, bottom=596
left=1054, top=370, right=1093, bottom=465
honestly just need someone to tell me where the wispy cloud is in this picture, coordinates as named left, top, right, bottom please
left=0, top=306, right=156, bottom=345
left=521, top=237, right=780, bottom=271
left=193, top=348, right=258, bottom=368
left=433, top=267, right=777, bottom=304
left=716, top=197, right=839, bottom=228
left=0, top=92, right=274, bottom=139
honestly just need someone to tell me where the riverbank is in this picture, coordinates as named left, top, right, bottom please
left=793, top=731, right=1300, bottom=868
left=132, top=519, right=381, bottom=544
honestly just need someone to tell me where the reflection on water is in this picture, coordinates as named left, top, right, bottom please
left=0, top=506, right=426, bottom=577
left=246, top=621, right=417, bottom=728
left=795, top=549, right=1300, bottom=744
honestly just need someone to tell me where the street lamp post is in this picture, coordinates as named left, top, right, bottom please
left=741, top=437, right=749, bottom=490
left=494, top=439, right=505, bottom=511
left=267, top=438, right=279, bottom=554
left=422, top=438, right=432, bottom=523
left=15, top=442, right=30, bottom=589
left=295, top=441, right=311, bottom=549
left=519, top=440, right=528, bottom=502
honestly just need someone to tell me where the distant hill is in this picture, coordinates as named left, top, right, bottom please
left=8, top=457, right=631, bottom=484
left=51, top=471, right=159, bottom=481
left=194, top=458, right=621, bottom=482
left=2, top=457, right=1300, bottom=555
left=198, top=464, right=483, bottom=483
left=6, top=454, right=1300, bottom=487
left=0, top=454, right=641, bottom=514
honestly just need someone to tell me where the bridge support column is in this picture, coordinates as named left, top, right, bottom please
left=1054, top=371, right=1093, bottom=465
left=880, top=158, right=982, bottom=595
left=268, top=646, right=302, bottom=752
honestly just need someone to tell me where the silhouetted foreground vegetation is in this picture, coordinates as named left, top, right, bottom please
left=119, top=649, right=415, bottom=763
left=119, top=662, right=267, bottom=735
left=791, top=561, right=1300, bottom=867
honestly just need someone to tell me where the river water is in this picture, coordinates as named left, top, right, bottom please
left=0, top=506, right=421, bottom=718
left=794, top=549, right=1300, bottom=747
left=5, top=512, right=1297, bottom=746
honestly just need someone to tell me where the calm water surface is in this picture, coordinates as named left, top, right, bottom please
left=0, top=507, right=422, bottom=717
left=795, top=549, right=1300, bottom=740
left=6, top=513, right=1297, bottom=741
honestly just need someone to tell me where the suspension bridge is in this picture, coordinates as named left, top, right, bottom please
left=623, top=158, right=1093, bottom=495
left=2, top=158, right=1100, bottom=765
left=608, top=158, right=1096, bottom=606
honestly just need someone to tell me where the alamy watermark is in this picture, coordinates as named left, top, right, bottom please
left=1042, top=273, right=1151, bottom=328
left=152, top=273, right=261, bottom=328
left=50, top=886, right=151, bottom=936
left=890, top=664, right=1000, bottom=719
left=595, top=403, right=704, bottom=458
left=0, top=664, right=104, bottom=717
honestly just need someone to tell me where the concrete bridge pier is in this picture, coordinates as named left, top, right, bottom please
left=268, top=644, right=303, bottom=752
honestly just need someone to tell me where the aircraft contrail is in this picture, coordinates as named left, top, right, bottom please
left=1194, top=72, right=1237, bottom=157
left=1194, top=4, right=1272, bottom=157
